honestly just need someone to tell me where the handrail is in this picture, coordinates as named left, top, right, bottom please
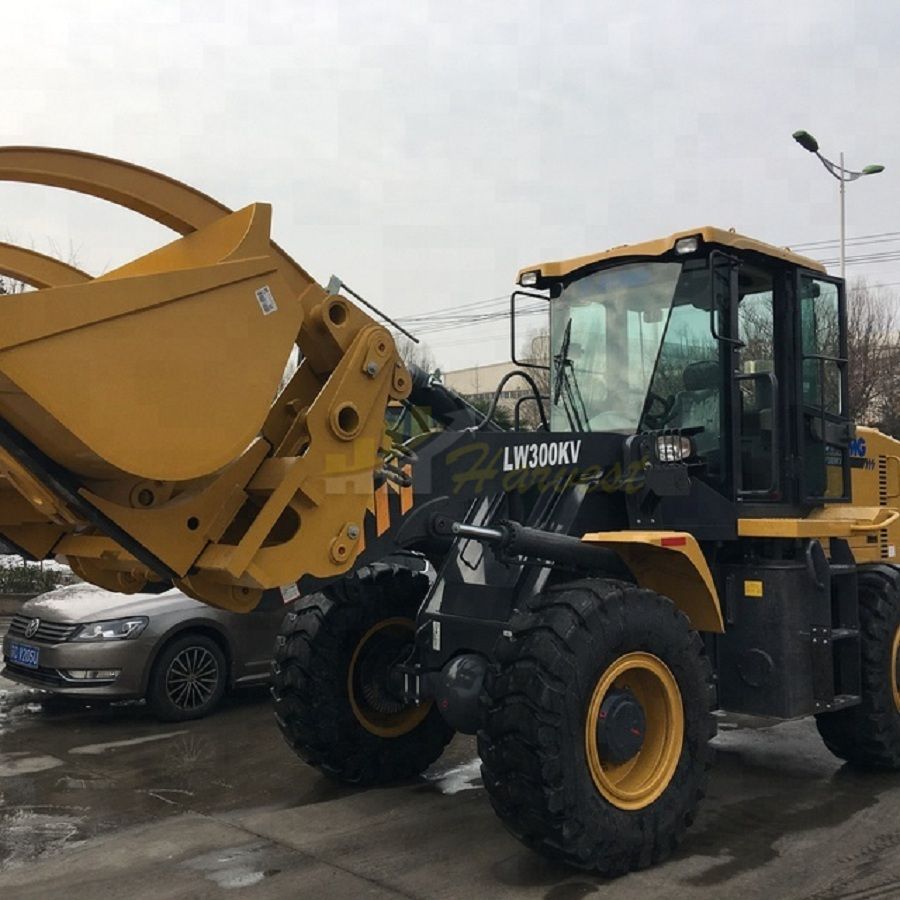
left=850, top=509, right=900, bottom=533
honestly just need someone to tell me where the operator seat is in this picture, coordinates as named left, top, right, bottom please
left=667, top=360, right=720, bottom=455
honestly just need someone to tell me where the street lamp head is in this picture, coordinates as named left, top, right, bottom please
left=862, top=164, right=885, bottom=175
left=793, top=130, right=819, bottom=153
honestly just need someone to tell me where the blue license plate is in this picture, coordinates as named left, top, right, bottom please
left=9, top=641, right=39, bottom=669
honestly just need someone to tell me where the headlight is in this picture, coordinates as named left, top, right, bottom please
left=71, top=617, right=148, bottom=642
left=656, top=435, right=694, bottom=463
left=674, top=236, right=700, bottom=255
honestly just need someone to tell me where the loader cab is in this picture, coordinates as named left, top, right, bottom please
left=533, top=228, right=851, bottom=512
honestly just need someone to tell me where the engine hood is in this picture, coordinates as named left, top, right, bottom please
left=21, top=583, right=198, bottom=623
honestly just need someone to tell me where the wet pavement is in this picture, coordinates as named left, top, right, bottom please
left=1, top=684, right=899, bottom=899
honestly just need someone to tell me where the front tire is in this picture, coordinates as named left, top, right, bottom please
left=815, top=566, right=900, bottom=769
left=478, top=579, right=715, bottom=876
left=271, top=564, right=454, bottom=785
left=146, top=633, right=227, bottom=722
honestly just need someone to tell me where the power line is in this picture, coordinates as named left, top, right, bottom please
left=790, top=230, right=900, bottom=250
left=819, top=251, right=900, bottom=267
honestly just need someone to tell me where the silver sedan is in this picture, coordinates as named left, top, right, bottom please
left=2, top=583, right=290, bottom=720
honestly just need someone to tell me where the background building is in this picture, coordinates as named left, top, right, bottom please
left=442, top=361, right=547, bottom=428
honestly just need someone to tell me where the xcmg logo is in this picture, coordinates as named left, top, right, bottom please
left=849, top=437, right=867, bottom=458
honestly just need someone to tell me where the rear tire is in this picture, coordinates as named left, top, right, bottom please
left=815, top=567, right=900, bottom=769
left=271, top=563, right=454, bottom=785
left=478, top=579, right=715, bottom=876
left=146, top=633, right=227, bottom=722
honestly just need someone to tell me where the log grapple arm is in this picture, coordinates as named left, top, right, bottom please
left=0, top=147, right=413, bottom=610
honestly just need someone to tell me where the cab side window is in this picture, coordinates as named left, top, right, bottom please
left=800, top=279, right=842, bottom=415
left=799, top=276, right=848, bottom=500
left=737, top=268, right=775, bottom=493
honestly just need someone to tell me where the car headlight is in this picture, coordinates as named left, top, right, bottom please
left=71, top=617, right=149, bottom=642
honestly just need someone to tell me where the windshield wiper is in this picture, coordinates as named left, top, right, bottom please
left=552, top=318, right=571, bottom=405
left=552, top=319, right=589, bottom=432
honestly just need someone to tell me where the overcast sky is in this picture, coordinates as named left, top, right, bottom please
left=3, top=0, right=899, bottom=369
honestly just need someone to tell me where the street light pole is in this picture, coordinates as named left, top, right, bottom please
left=840, top=151, right=845, bottom=278
left=792, top=131, right=885, bottom=281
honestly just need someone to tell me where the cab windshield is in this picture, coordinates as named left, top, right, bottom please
left=549, top=260, right=718, bottom=434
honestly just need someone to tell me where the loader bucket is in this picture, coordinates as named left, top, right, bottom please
left=0, top=203, right=301, bottom=482
left=0, top=147, right=411, bottom=608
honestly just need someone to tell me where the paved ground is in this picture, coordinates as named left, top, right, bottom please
left=1, top=674, right=900, bottom=899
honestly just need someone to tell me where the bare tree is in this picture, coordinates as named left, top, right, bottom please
left=468, top=395, right=514, bottom=429
left=846, top=278, right=900, bottom=428
left=0, top=275, right=26, bottom=295
left=513, top=327, right=550, bottom=428
left=395, top=334, right=438, bottom=373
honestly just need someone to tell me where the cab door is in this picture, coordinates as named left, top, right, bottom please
left=795, top=271, right=852, bottom=503
left=732, top=262, right=783, bottom=500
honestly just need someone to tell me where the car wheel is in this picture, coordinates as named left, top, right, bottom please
left=147, top=633, right=227, bottom=722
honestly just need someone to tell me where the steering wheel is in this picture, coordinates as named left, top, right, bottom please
left=641, top=391, right=675, bottom=430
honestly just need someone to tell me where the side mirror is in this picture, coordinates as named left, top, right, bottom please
left=510, top=289, right=550, bottom=371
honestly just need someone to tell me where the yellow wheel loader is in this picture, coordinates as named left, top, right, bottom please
left=2, top=147, right=900, bottom=876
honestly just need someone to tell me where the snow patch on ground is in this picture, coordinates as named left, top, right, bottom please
left=183, top=841, right=292, bottom=890
left=69, top=730, right=189, bottom=756
left=0, top=754, right=64, bottom=777
left=0, top=807, right=85, bottom=869
left=423, top=757, right=483, bottom=794
left=0, top=679, right=45, bottom=711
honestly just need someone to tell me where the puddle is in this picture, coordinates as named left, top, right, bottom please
left=0, top=807, right=86, bottom=869
left=182, top=840, right=299, bottom=889
left=491, top=848, right=585, bottom=890
left=545, top=883, right=602, bottom=900
left=162, top=733, right=217, bottom=771
left=682, top=755, right=889, bottom=886
left=422, top=757, right=483, bottom=795
left=0, top=753, right=64, bottom=776
left=711, top=717, right=839, bottom=778
left=69, top=730, right=189, bottom=755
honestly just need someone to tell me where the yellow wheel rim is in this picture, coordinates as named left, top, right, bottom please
left=891, top=625, right=900, bottom=713
left=584, top=651, right=684, bottom=811
left=348, top=617, right=431, bottom=738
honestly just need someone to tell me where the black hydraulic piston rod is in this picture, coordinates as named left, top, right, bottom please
left=450, top=520, right=619, bottom=571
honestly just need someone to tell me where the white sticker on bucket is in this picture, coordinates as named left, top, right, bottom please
left=255, top=285, right=278, bottom=315
left=280, top=582, right=300, bottom=603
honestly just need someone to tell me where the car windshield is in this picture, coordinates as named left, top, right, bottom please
left=550, top=261, right=683, bottom=432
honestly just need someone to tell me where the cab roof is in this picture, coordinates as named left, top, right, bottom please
left=518, top=226, right=828, bottom=283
